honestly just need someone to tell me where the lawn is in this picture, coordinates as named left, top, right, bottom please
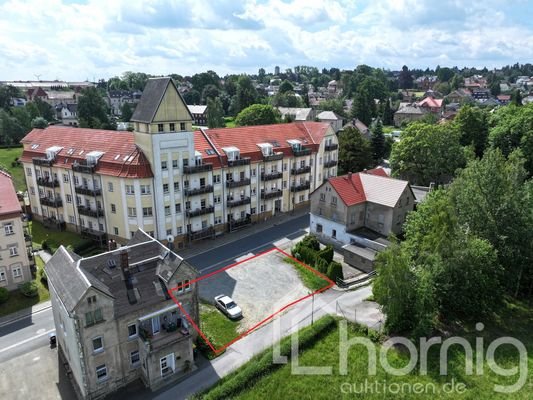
left=198, top=300, right=533, bottom=400
left=283, top=257, right=330, bottom=291
left=199, top=302, right=240, bottom=351
left=0, top=255, right=49, bottom=318
left=30, top=220, right=94, bottom=255
left=0, top=147, right=25, bottom=191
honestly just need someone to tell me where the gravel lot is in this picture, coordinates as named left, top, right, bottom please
left=198, top=249, right=309, bottom=333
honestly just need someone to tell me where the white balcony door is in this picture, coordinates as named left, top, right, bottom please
left=160, top=353, right=175, bottom=376
left=152, top=316, right=160, bottom=335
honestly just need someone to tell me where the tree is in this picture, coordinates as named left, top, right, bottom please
left=77, top=87, right=113, bottom=129
left=318, top=98, right=345, bottom=117
left=338, top=126, right=374, bottom=173
left=398, top=65, right=413, bottom=89
left=0, top=109, right=26, bottom=145
left=234, top=75, right=259, bottom=114
left=0, top=85, right=21, bottom=110
left=511, top=89, right=522, bottom=106
left=450, top=74, right=463, bottom=90
left=434, top=82, right=451, bottom=95
left=436, top=67, right=454, bottom=82
left=390, top=122, right=465, bottom=185
left=33, top=98, right=55, bottom=121
left=206, top=97, right=225, bottom=128
left=278, top=80, right=294, bottom=94
left=183, top=90, right=201, bottom=105
left=382, top=98, right=394, bottom=126
left=234, top=104, right=279, bottom=126
left=350, top=88, right=374, bottom=126
left=120, top=102, right=133, bottom=122
left=191, top=71, right=220, bottom=94
left=453, top=105, right=488, bottom=157
left=371, top=120, right=385, bottom=163
left=201, top=84, right=220, bottom=104
left=31, top=117, right=48, bottom=129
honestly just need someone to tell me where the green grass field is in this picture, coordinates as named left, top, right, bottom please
left=30, top=220, right=92, bottom=254
left=199, top=302, right=240, bottom=350
left=0, top=147, right=25, bottom=191
left=284, top=257, right=330, bottom=291
left=199, top=299, right=533, bottom=400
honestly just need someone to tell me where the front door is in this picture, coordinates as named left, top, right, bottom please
left=274, top=200, right=282, bottom=213
left=152, top=316, right=160, bottom=335
left=160, top=353, right=175, bottom=376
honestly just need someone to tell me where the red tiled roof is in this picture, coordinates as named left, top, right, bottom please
left=364, top=167, right=389, bottom=177
left=20, top=127, right=153, bottom=178
left=418, top=97, right=443, bottom=108
left=328, top=173, right=366, bottom=206
left=195, top=122, right=331, bottom=164
left=0, top=171, right=21, bottom=217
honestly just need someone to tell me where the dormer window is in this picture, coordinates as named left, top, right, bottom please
left=222, top=146, right=240, bottom=161
left=287, top=139, right=302, bottom=151
left=257, top=143, right=273, bottom=156
left=86, top=151, right=104, bottom=166
left=194, top=151, right=203, bottom=166
left=45, top=146, right=63, bottom=160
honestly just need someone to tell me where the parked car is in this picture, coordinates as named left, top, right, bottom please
left=214, top=294, right=243, bottom=319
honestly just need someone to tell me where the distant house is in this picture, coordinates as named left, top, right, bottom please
left=417, top=97, right=444, bottom=114
left=497, top=95, right=511, bottom=105
left=342, top=118, right=370, bottom=140
left=107, top=90, right=141, bottom=116
left=393, top=103, right=427, bottom=126
left=446, top=88, right=472, bottom=103
left=187, top=105, right=208, bottom=126
left=472, top=88, right=491, bottom=100
left=317, top=111, right=344, bottom=132
left=56, top=103, right=78, bottom=126
left=414, top=75, right=438, bottom=90
left=277, top=107, right=315, bottom=122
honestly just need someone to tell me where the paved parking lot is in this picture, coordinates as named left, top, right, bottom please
left=198, top=249, right=309, bottom=333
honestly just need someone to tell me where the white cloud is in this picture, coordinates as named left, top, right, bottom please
left=0, top=0, right=531, bottom=81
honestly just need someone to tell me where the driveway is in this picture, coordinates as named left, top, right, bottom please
left=198, top=249, right=309, bottom=333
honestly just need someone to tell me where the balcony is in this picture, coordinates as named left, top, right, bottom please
left=36, top=177, right=59, bottom=188
left=227, top=157, right=251, bottom=167
left=186, top=206, right=214, bottom=218
left=290, top=182, right=311, bottom=192
left=292, top=147, right=312, bottom=157
left=261, top=172, right=283, bottom=181
left=25, top=234, right=32, bottom=246
left=32, top=157, right=54, bottom=167
left=40, top=197, right=63, bottom=208
left=226, top=178, right=251, bottom=188
left=43, top=217, right=66, bottom=231
left=184, top=185, right=214, bottom=196
left=81, top=228, right=107, bottom=243
left=188, top=226, right=215, bottom=241
left=324, top=160, right=338, bottom=168
left=75, top=186, right=102, bottom=196
left=291, top=166, right=311, bottom=175
left=227, top=196, right=251, bottom=208
left=261, top=189, right=283, bottom=200
left=138, top=311, right=191, bottom=353
left=325, top=143, right=339, bottom=151
left=263, top=152, right=284, bottom=162
left=77, top=205, right=105, bottom=218
left=228, top=215, right=251, bottom=231
left=72, top=161, right=96, bottom=174
left=183, top=163, right=213, bottom=174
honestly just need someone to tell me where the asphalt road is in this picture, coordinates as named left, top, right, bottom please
left=185, top=213, right=308, bottom=273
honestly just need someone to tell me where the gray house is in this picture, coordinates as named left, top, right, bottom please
left=46, top=230, right=199, bottom=399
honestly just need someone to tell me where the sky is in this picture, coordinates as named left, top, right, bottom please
left=1, top=0, right=532, bottom=81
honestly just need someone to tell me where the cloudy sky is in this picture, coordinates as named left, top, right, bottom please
left=1, top=0, right=532, bottom=81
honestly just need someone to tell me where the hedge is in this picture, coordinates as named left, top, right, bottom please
left=300, top=235, right=320, bottom=251
left=0, top=287, right=9, bottom=304
left=327, top=261, right=343, bottom=281
left=317, top=245, right=334, bottom=263
left=19, top=281, right=39, bottom=297
left=315, top=256, right=329, bottom=274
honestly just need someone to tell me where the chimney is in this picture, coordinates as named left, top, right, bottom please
left=120, top=250, right=129, bottom=272
left=345, top=172, right=352, bottom=181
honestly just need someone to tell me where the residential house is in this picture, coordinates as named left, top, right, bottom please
left=417, top=97, right=443, bottom=114
left=342, top=119, right=370, bottom=140
left=317, top=111, right=344, bottom=132
left=0, top=171, right=33, bottom=291
left=20, top=77, right=338, bottom=249
left=414, top=75, right=438, bottom=90
left=46, top=229, right=199, bottom=399
left=56, top=103, right=79, bottom=126
left=445, top=88, right=472, bottom=103
left=393, top=103, right=427, bottom=126
left=277, top=107, right=315, bottom=122
left=186, top=105, right=208, bottom=126
left=107, top=90, right=142, bottom=116
left=497, top=95, right=511, bottom=105
left=472, top=88, right=491, bottom=100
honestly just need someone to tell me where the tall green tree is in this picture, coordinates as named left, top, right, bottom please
left=206, top=97, right=225, bottom=128
left=350, top=88, right=373, bottom=126
left=235, top=104, right=279, bottom=126
left=511, top=89, right=522, bottom=106
left=382, top=98, right=394, bottom=126
left=31, top=117, right=48, bottom=129
left=453, top=105, right=488, bottom=157
left=0, top=85, right=21, bottom=110
left=33, top=98, right=54, bottom=121
left=78, top=87, right=113, bottom=129
left=338, top=126, right=374, bottom=173
left=371, top=120, right=385, bottom=163
left=120, top=102, right=134, bottom=122
left=319, top=98, right=345, bottom=117
left=278, top=80, right=294, bottom=94
left=398, top=65, right=413, bottom=89
left=234, top=75, right=258, bottom=114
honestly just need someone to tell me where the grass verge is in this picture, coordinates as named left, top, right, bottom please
left=30, top=220, right=94, bottom=254
left=283, top=257, right=329, bottom=291
left=197, top=302, right=240, bottom=359
left=0, top=147, right=25, bottom=191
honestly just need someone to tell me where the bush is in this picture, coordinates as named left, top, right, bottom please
left=73, top=239, right=94, bottom=254
left=0, top=287, right=9, bottom=304
left=19, top=281, right=39, bottom=297
left=298, top=246, right=319, bottom=266
left=327, top=261, right=343, bottom=282
left=41, top=240, right=49, bottom=251
left=300, top=235, right=320, bottom=251
left=315, top=256, right=329, bottom=274
left=317, top=245, right=334, bottom=263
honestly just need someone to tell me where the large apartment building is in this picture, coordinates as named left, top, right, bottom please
left=0, top=171, right=33, bottom=291
left=20, top=77, right=339, bottom=248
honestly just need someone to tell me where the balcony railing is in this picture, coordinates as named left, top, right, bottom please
left=184, top=185, right=214, bottom=196
left=292, top=147, right=312, bottom=157
left=227, top=197, right=251, bottom=208
left=290, top=182, right=311, bottom=192
left=75, top=186, right=102, bottom=196
left=186, top=206, right=214, bottom=217
left=323, top=160, right=338, bottom=168
left=72, top=161, right=96, bottom=174
left=138, top=313, right=190, bottom=352
left=77, top=205, right=105, bottom=218
left=291, top=166, right=311, bottom=175
left=43, top=217, right=66, bottom=231
left=227, top=157, right=251, bottom=167
left=325, top=143, right=339, bottom=151
left=263, top=152, right=284, bottom=162
left=261, top=190, right=283, bottom=200
left=226, top=178, right=251, bottom=188
left=183, top=163, right=213, bottom=174
left=32, top=157, right=54, bottom=167
left=81, top=228, right=107, bottom=242
left=228, top=216, right=252, bottom=231
left=261, top=172, right=283, bottom=181
left=40, top=197, right=63, bottom=208
left=188, top=226, right=215, bottom=241
left=36, top=177, right=59, bottom=188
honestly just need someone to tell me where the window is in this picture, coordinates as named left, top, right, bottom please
left=128, top=207, right=137, bottom=218
left=214, top=195, right=221, bottom=204
left=114, top=227, right=119, bottom=235
left=180, top=122, right=186, bottom=131
left=320, top=193, right=326, bottom=202
left=251, top=169, right=256, bottom=177
left=128, top=323, right=137, bottom=339
left=69, top=215, right=76, bottom=224
left=108, top=182, right=113, bottom=192
left=331, top=196, right=337, bottom=205
left=213, top=174, right=221, bottom=184
left=158, top=123, right=164, bottom=132
left=0, top=269, right=6, bottom=282
left=66, top=194, right=72, bottom=203
left=251, top=188, right=256, bottom=196
left=283, top=163, right=287, bottom=171
left=165, top=206, right=171, bottom=216
left=126, top=185, right=134, bottom=195
left=96, top=365, right=107, bottom=382
left=175, top=203, right=181, bottom=213
left=111, top=204, right=116, bottom=213
left=87, top=295, right=97, bottom=304
left=12, top=266, right=22, bottom=278
left=161, top=161, right=168, bottom=170
left=92, top=336, right=104, bottom=353
left=63, top=174, right=69, bottom=183
left=184, top=279, right=191, bottom=291
left=163, top=183, right=169, bottom=194
left=176, top=226, right=182, bottom=234
left=299, top=195, right=305, bottom=202
left=172, top=159, right=178, bottom=169
left=169, top=123, right=175, bottom=132
left=85, top=312, right=94, bottom=326
left=316, top=224, right=323, bottom=233
left=332, top=229, right=337, bottom=238
left=26, top=167, right=32, bottom=176
left=260, top=204, right=265, bottom=212
left=140, top=185, right=151, bottom=195
left=131, top=350, right=140, bottom=366
left=9, top=246, right=18, bottom=257
left=142, top=207, right=153, bottom=217
left=94, top=308, right=103, bottom=323
left=283, top=181, right=287, bottom=189
left=215, top=216, right=222, bottom=224
left=4, top=224, right=14, bottom=235
left=166, top=229, right=172, bottom=235
left=174, top=182, right=179, bottom=192
left=30, top=186, right=35, bottom=195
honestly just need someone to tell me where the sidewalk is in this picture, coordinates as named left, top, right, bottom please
left=0, top=299, right=52, bottom=328
left=179, top=207, right=310, bottom=259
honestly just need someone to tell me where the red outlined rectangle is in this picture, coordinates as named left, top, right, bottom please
left=167, top=247, right=334, bottom=355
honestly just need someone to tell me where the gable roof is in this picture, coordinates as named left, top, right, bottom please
left=0, top=171, right=21, bottom=217
left=317, top=110, right=342, bottom=120
left=187, top=105, right=207, bottom=114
